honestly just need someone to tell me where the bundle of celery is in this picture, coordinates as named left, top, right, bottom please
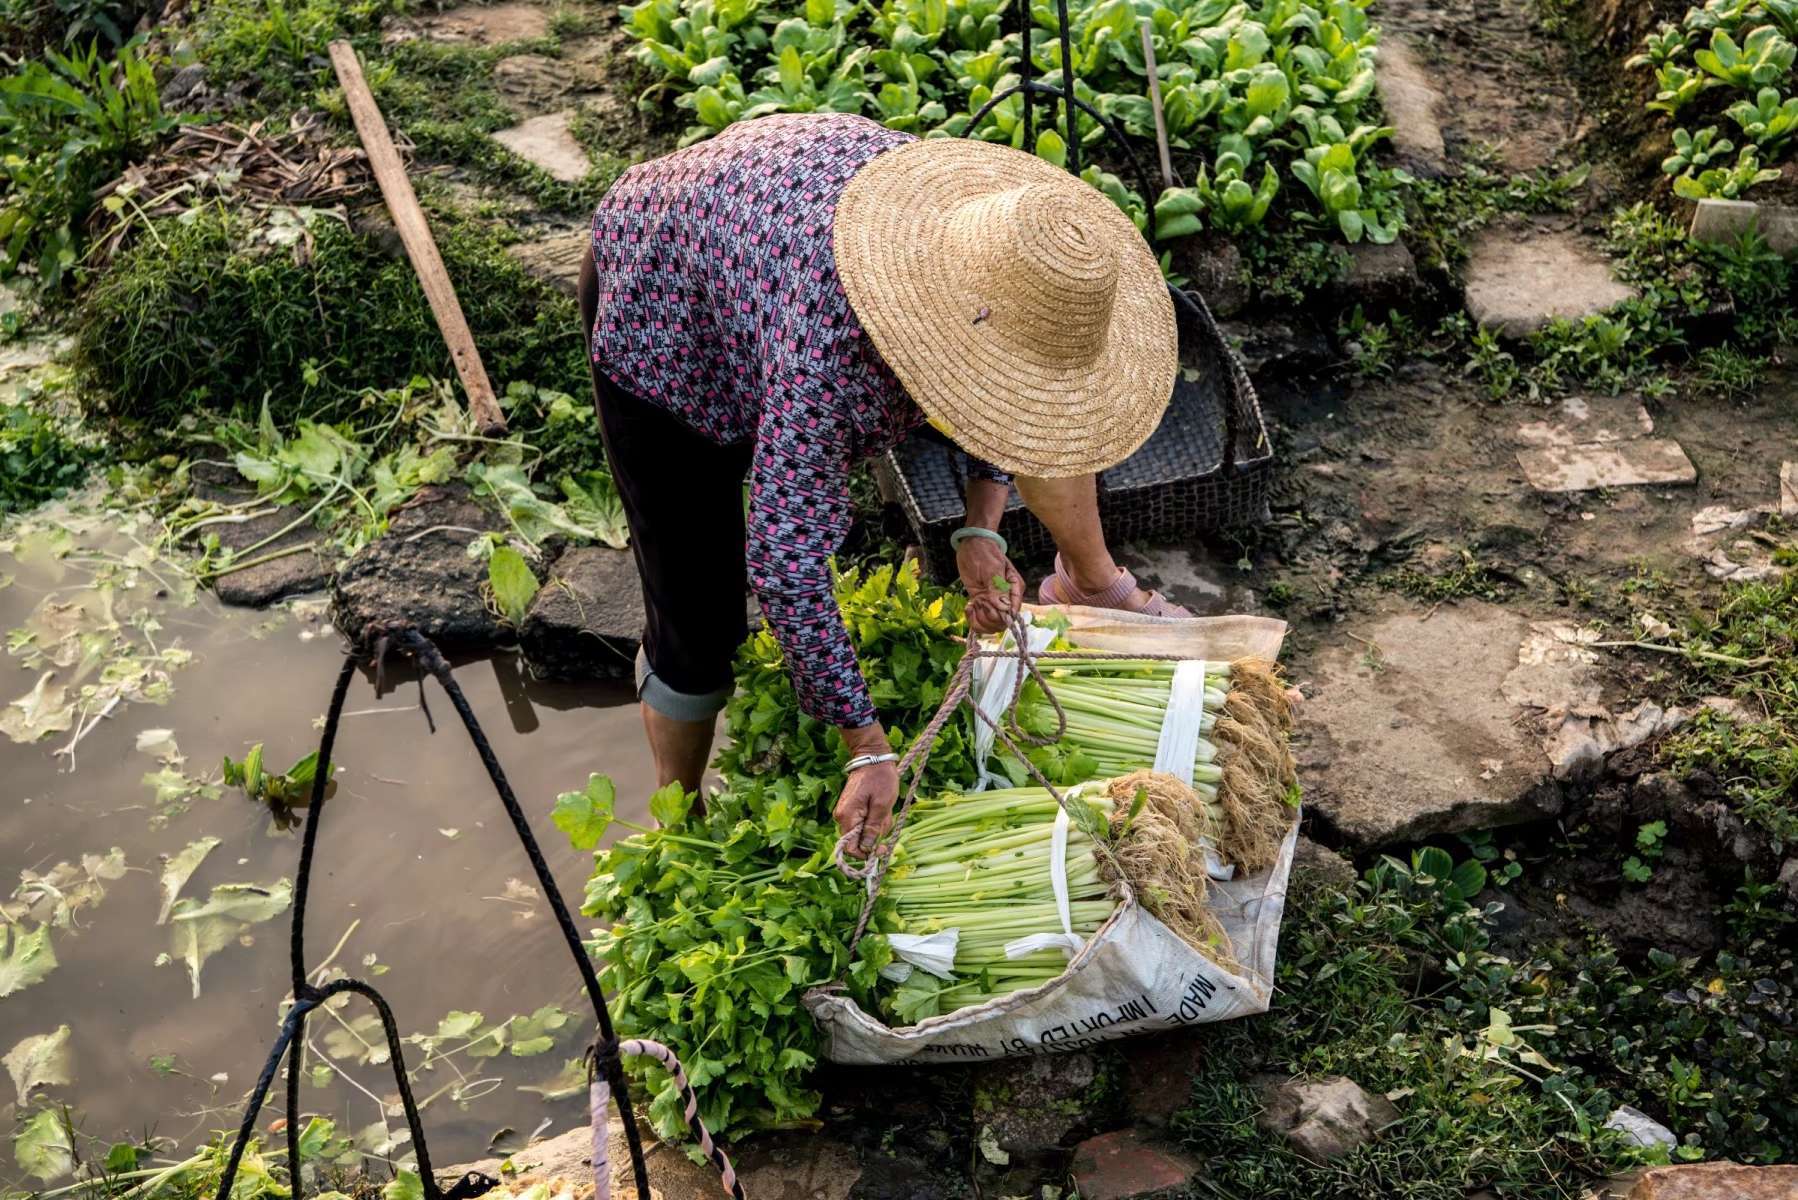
left=869, top=775, right=1228, bottom=1025
left=1017, top=654, right=1298, bottom=874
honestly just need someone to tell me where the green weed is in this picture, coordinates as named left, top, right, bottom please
left=1658, top=564, right=1798, bottom=849
left=0, top=37, right=177, bottom=289
left=73, top=205, right=586, bottom=428
left=1387, top=548, right=1510, bottom=603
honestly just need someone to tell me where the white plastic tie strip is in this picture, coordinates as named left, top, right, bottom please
left=1153, top=658, right=1235, bottom=881
left=1003, top=803, right=1084, bottom=960
left=880, top=929, right=962, bottom=982
left=970, top=616, right=1057, bottom=792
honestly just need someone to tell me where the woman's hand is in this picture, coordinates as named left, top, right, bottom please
left=957, top=535, right=1025, bottom=636
left=835, top=721, right=900, bottom=857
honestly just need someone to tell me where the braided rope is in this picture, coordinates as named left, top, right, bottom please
left=588, top=1040, right=744, bottom=1200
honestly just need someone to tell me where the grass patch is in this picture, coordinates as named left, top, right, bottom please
left=1386, top=548, right=1512, bottom=603
left=1660, top=559, right=1798, bottom=850
left=1171, top=844, right=1798, bottom=1197
left=72, top=204, right=586, bottom=430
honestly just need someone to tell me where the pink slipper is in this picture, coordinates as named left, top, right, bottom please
left=1037, top=554, right=1192, bottom=617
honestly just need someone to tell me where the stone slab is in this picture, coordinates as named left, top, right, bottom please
left=508, top=229, right=590, bottom=297
left=1516, top=439, right=1696, bottom=492
left=519, top=546, right=644, bottom=680
left=1257, top=1075, right=1400, bottom=1163
left=188, top=463, right=334, bottom=608
left=388, top=2, right=549, bottom=45
left=1781, top=461, right=1797, bottom=516
left=1464, top=225, right=1636, bottom=337
left=1513, top=394, right=1654, bottom=447
left=1070, top=1130, right=1199, bottom=1200
left=492, top=110, right=590, bottom=183
left=446, top=1122, right=863, bottom=1200
left=494, top=53, right=595, bottom=115
left=1689, top=197, right=1798, bottom=258
left=331, top=484, right=508, bottom=646
left=1627, top=1162, right=1798, bottom=1199
left=1294, top=602, right=1556, bottom=848
left=1374, top=39, right=1446, bottom=174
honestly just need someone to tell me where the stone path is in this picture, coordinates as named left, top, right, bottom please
left=492, top=110, right=592, bottom=182
left=1462, top=221, right=1637, bottom=338
left=1295, top=602, right=1562, bottom=847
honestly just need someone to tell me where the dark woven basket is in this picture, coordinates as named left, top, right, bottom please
left=878, top=0, right=1274, bottom=581
left=880, top=285, right=1272, bottom=579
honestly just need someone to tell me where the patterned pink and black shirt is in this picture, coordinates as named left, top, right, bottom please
left=588, top=113, right=1001, bottom=727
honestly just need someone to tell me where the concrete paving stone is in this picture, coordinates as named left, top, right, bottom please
left=508, top=229, right=591, bottom=297
left=1069, top=1129, right=1200, bottom=1200
left=1689, top=197, right=1798, bottom=257
left=1464, top=224, right=1636, bottom=337
left=492, top=111, right=591, bottom=183
left=387, top=1, right=550, bottom=45
left=1374, top=38, right=1446, bottom=174
left=494, top=53, right=597, bottom=115
left=1512, top=394, right=1654, bottom=447
left=1295, top=602, right=1557, bottom=848
left=1516, top=439, right=1696, bottom=492
left=1626, top=1162, right=1798, bottom=1199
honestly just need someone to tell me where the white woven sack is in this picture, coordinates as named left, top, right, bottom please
left=804, top=610, right=1297, bottom=1064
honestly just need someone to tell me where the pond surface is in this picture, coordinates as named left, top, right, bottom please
left=0, top=492, right=658, bottom=1188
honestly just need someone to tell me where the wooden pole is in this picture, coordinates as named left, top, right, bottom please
left=1138, top=19, right=1178, bottom=192
left=328, top=40, right=508, bottom=437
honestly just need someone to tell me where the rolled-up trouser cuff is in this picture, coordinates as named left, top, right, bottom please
left=635, top=646, right=731, bottom=722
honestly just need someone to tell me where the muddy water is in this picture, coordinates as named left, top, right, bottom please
left=0, top=518, right=657, bottom=1184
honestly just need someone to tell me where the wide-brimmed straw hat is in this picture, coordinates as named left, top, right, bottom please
left=834, top=137, right=1177, bottom=478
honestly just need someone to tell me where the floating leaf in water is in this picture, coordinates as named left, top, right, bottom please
left=551, top=773, right=615, bottom=851
left=322, top=1012, right=390, bottom=1067
left=0, top=672, right=73, bottom=743
left=517, top=1057, right=585, bottom=1102
left=12, top=1107, right=73, bottom=1181
left=134, top=728, right=182, bottom=764
left=3, top=1025, right=73, bottom=1105
left=509, top=1005, right=573, bottom=1057
left=165, top=879, right=293, bottom=998
left=5, top=848, right=125, bottom=929
left=157, top=837, right=221, bottom=924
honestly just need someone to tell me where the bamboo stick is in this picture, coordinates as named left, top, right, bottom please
left=327, top=40, right=508, bottom=437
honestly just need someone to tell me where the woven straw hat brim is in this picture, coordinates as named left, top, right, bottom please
left=834, top=138, right=1177, bottom=478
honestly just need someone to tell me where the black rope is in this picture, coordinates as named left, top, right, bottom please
left=395, top=629, right=653, bottom=1200
left=210, top=629, right=655, bottom=1200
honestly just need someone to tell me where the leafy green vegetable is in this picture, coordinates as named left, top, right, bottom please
left=487, top=544, right=540, bottom=626
left=552, top=773, right=617, bottom=850
left=580, top=778, right=888, bottom=1141
left=716, top=560, right=972, bottom=805
left=222, top=743, right=331, bottom=807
